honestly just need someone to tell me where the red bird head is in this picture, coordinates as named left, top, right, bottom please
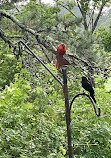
left=57, top=43, right=66, bottom=56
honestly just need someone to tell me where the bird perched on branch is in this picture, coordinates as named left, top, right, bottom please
left=55, top=43, right=70, bottom=70
left=81, top=76, right=96, bottom=103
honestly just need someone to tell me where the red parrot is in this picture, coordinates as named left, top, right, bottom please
left=55, top=43, right=70, bottom=70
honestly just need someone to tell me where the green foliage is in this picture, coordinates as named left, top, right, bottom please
left=0, top=1, right=111, bottom=157
left=96, top=27, right=111, bottom=52
left=0, top=0, right=26, bottom=10
left=0, top=61, right=111, bottom=157
left=71, top=84, right=111, bottom=157
left=0, top=67, right=67, bottom=157
left=104, top=76, right=111, bottom=91
left=0, top=43, right=19, bottom=90
left=18, top=1, right=60, bottom=33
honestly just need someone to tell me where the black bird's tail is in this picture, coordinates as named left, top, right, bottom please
left=90, top=93, right=96, bottom=103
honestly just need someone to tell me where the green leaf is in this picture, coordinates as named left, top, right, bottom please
left=59, top=146, right=63, bottom=150
left=104, top=77, right=111, bottom=91
left=62, top=149, right=66, bottom=155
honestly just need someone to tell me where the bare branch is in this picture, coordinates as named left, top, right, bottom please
left=92, top=1, right=106, bottom=33
left=76, top=0, right=88, bottom=30
left=68, top=54, right=91, bottom=68
left=0, top=10, right=36, bottom=35
left=57, top=1, right=77, bottom=18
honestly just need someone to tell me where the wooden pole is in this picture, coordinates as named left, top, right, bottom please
left=62, top=66, right=73, bottom=158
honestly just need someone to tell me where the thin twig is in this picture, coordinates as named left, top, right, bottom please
left=57, top=2, right=77, bottom=18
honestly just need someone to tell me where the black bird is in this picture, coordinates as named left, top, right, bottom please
left=81, top=76, right=96, bottom=103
